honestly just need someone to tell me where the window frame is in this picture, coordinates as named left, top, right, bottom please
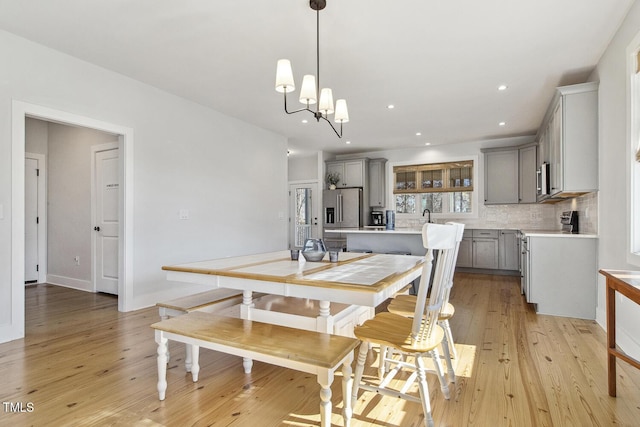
left=389, top=156, right=479, bottom=220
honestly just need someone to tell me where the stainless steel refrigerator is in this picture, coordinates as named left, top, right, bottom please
left=323, top=188, right=363, bottom=250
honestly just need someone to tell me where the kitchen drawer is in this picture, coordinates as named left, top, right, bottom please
left=472, top=229, right=499, bottom=239
left=462, top=229, right=473, bottom=239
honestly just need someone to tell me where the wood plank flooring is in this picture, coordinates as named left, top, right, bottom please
left=1, top=274, right=639, bottom=426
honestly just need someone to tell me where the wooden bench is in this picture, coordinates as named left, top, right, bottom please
left=156, top=288, right=245, bottom=319
left=156, top=288, right=245, bottom=371
left=151, top=311, right=359, bottom=427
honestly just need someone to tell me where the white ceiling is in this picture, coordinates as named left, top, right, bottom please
left=0, top=0, right=634, bottom=155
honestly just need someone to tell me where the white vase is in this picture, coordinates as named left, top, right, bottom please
left=329, top=184, right=337, bottom=190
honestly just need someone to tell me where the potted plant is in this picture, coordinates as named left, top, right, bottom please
left=326, top=172, right=340, bottom=190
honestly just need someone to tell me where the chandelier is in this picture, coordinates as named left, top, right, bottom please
left=274, top=0, right=349, bottom=138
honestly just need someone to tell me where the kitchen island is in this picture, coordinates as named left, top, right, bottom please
left=324, top=227, right=426, bottom=255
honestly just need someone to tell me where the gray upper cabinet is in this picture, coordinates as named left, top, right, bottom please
left=326, top=159, right=368, bottom=188
left=368, top=159, right=387, bottom=208
left=518, top=145, right=537, bottom=203
left=484, top=143, right=537, bottom=205
left=484, top=149, right=519, bottom=204
left=543, top=82, right=598, bottom=197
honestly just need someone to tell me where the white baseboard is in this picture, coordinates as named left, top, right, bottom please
left=46, top=274, right=93, bottom=292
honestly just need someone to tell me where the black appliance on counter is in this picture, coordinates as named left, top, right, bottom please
left=370, top=211, right=384, bottom=226
left=560, top=210, right=579, bottom=233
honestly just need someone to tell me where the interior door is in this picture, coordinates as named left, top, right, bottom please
left=289, top=182, right=319, bottom=248
left=94, top=148, right=119, bottom=294
left=24, top=157, right=39, bottom=283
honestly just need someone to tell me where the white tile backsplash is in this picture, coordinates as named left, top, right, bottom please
left=396, top=192, right=598, bottom=233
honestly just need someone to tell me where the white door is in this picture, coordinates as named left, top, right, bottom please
left=25, top=157, right=39, bottom=283
left=289, top=182, right=320, bottom=249
left=94, top=148, right=119, bottom=294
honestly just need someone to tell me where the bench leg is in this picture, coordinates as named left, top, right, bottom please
left=155, top=331, right=168, bottom=401
left=185, top=344, right=193, bottom=372
left=158, top=309, right=171, bottom=364
left=242, top=357, right=253, bottom=374
left=191, top=344, right=200, bottom=382
left=317, top=370, right=334, bottom=427
left=341, top=355, right=354, bottom=427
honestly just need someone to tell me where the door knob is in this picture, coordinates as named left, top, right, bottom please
left=94, top=226, right=101, bottom=231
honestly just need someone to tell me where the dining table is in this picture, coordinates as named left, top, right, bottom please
left=162, top=250, right=424, bottom=336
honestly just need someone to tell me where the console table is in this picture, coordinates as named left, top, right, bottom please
left=598, top=269, right=640, bottom=397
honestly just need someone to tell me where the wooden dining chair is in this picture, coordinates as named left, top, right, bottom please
left=351, top=223, right=459, bottom=427
left=386, top=222, right=465, bottom=383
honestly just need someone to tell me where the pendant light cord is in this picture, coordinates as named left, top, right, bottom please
left=316, top=6, right=320, bottom=116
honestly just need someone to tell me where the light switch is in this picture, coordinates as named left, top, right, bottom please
left=179, top=209, right=189, bottom=220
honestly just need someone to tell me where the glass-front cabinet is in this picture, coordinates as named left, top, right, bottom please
left=393, top=160, right=474, bottom=215
left=394, top=161, right=473, bottom=194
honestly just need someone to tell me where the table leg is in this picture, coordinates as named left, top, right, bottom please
left=241, top=290, right=254, bottom=372
left=606, top=278, right=616, bottom=397
left=316, top=300, right=334, bottom=334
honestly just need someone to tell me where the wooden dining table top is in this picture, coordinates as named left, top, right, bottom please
left=162, top=250, right=424, bottom=295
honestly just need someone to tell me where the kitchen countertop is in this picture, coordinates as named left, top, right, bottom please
left=326, top=227, right=598, bottom=238
left=324, top=227, right=423, bottom=235
left=521, top=230, right=598, bottom=238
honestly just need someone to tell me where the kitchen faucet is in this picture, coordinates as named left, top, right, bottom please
left=422, top=208, right=432, bottom=223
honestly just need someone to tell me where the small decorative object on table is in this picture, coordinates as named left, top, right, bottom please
left=326, top=172, right=340, bottom=190
left=302, top=238, right=327, bottom=262
left=290, top=249, right=300, bottom=260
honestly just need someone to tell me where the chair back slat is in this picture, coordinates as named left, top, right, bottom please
left=441, top=222, right=465, bottom=305
left=411, top=223, right=458, bottom=344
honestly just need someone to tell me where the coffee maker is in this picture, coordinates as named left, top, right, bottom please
left=370, top=211, right=384, bottom=226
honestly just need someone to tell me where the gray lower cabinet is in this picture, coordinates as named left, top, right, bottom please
left=456, top=234, right=473, bottom=268
left=456, top=229, right=519, bottom=271
left=472, top=237, right=499, bottom=269
left=498, top=230, right=520, bottom=270
left=524, top=235, right=597, bottom=319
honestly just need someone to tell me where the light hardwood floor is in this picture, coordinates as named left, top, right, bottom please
left=1, top=274, right=639, bottom=426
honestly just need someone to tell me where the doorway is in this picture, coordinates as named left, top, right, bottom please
left=7, top=101, right=134, bottom=343
left=24, top=153, right=46, bottom=285
left=92, top=144, right=119, bottom=295
left=288, top=182, right=320, bottom=249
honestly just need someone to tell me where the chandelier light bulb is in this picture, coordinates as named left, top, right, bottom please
left=299, top=75, right=317, bottom=105
left=334, top=99, right=349, bottom=123
left=275, top=59, right=295, bottom=93
left=319, top=88, right=335, bottom=115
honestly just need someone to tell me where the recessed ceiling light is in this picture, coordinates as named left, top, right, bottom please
left=416, top=132, right=422, bottom=136
left=387, top=104, right=395, bottom=109
left=425, top=142, right=431, bottom=146
left=302, top=119, right=308, bottom=124
left=498, top=85, right=508, bottom=91
left=499, top=121, right=506, bottom=126
left=345, top=140, right=351, bottom=144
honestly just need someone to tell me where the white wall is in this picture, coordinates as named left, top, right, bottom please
left=592, top=0, right=640, bottom=358
left=47, top=122, right=119, bottom=289
left=25, top=118, right=48, bottom=155
left=0, top=29, right=288, bottom=343
left=288, top=154, right=320, bottom=182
